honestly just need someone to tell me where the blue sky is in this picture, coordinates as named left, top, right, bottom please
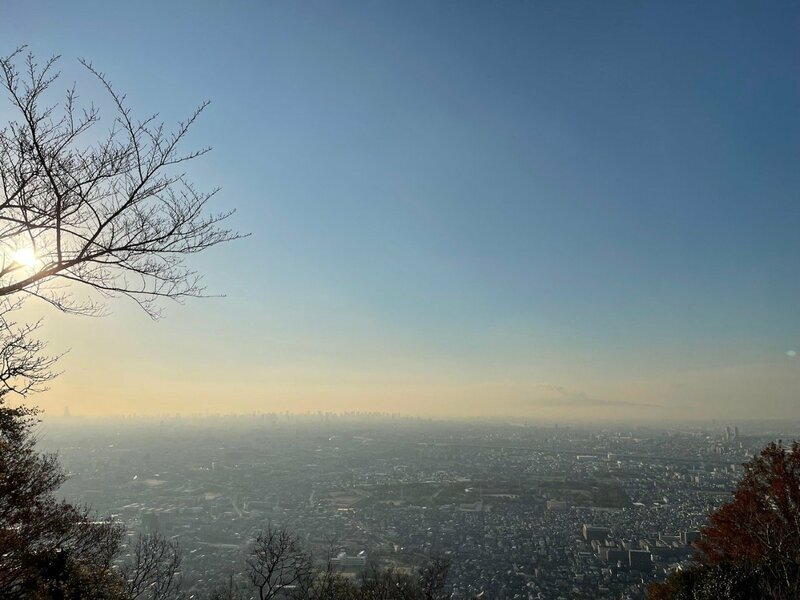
left=2, top=1, right=798, bottom=419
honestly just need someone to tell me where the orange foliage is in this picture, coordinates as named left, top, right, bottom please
left=697, top=440, right=800, bottom=565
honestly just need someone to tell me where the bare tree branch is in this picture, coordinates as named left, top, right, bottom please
left=0, top=47, right=244, bottom=403
left=120, top=532, right=183, bottom=600
left=0, top=47, right=245, bottom=320
left=247, top=524, right=312, bottom=600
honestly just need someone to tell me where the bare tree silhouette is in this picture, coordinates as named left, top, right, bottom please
left=120, top=533, right=183, bottom=600
left=247, top=524, right=312, bottom=600
left=0, top=46, right=243, bottom=397
left=0, top=47, right=242, bottom=318
left=0, top=46, right=242, bottom=598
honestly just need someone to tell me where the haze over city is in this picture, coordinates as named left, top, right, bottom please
left=2, top=1, right=798, bottom=421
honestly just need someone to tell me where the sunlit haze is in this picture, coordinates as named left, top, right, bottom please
left=10, top=247, right=37, bottom=268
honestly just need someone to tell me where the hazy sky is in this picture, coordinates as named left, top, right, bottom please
left=1, top=1, right=798, bottom=420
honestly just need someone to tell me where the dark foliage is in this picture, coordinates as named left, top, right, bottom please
left=0, top=405, right=125, bottom=598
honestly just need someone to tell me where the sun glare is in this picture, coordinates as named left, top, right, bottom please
left=11, top=247, right=38, bottom=268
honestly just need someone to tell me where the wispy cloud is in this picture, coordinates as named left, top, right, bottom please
left=531, top=385, right=663, bottom=409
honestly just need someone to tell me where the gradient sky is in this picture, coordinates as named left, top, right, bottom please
left=1, top=1, right=798, bottom=420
